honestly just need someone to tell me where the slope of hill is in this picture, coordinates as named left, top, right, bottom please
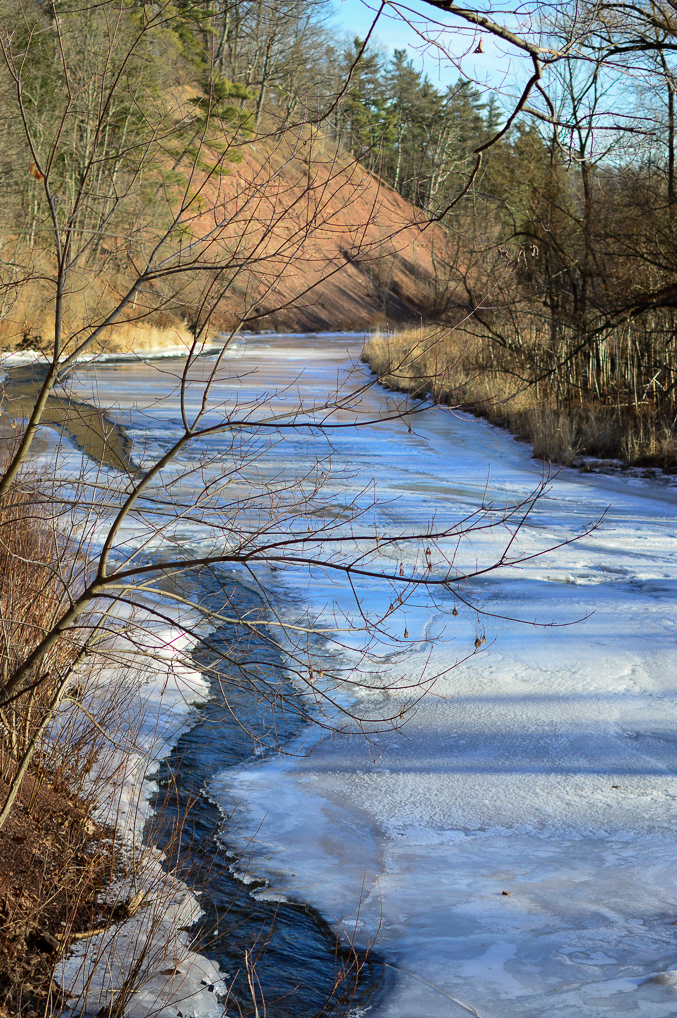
left=212, top=136, right=446, bottom=333
left=0, top=131, right=449, bottom=355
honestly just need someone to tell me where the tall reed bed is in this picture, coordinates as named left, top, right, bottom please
left=364, top=325, right=677, bottom=468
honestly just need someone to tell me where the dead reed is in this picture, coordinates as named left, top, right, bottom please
left=363, top=325, right=677, bottom=469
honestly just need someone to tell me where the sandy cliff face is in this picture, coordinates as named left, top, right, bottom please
left=205, top=136, right=446, bottom=333
left=1, top=132, right=448, bottom=353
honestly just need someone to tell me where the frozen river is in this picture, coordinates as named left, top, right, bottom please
left=65, top=332, right=677, bottom=1017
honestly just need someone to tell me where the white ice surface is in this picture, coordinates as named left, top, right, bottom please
left=59, top=333, right=677, bottom=1017
left=57, top=849, right=226, bottom=1018
left=85, top=611, right=211, bottom=841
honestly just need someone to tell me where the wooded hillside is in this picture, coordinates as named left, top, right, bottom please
left=0, top=0, right=460, bottom=351
left=4, top=0, right=677, bottom=465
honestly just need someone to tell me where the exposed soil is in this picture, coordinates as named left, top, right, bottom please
left=0, top=766, right=116, bottom=1017
left=0, top=130, right=453, bottom=353
left=192, top=136, right=449, bottom=334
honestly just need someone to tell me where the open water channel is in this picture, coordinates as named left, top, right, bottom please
left=19, top=332, right=677, bottom=1017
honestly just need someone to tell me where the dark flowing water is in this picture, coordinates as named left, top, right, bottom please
left=148, top=571, right=389, bottom=1018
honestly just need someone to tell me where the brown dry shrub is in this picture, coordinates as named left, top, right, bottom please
left=363, top=326, right=677, bottom=468
left=0, top=440, right=123, bottom=1017
left=0, top=430, right=88, bottom=779
left=0, top=768, right=116, bottom=1018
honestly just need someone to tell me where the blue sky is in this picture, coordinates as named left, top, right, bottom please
left=328, top=0, right=530, bottom=95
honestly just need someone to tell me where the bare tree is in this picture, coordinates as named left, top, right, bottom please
left=0, top=1, right=611, bottom=1013
left=0, top=0, right=604, bottom=852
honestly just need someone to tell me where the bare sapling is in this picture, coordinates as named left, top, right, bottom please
left=0, top=0, right=616, bottom=1014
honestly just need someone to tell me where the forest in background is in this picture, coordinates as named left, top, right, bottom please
left=347, top=6, right=677, bottom=468
left=3, top=0, right=677, bottom=466
left=325, top=7, right=677, bottom=469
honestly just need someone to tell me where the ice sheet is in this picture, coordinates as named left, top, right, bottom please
left=58, top=333, right=677, bottom=1016
left=187, top=335, right=677, bottom=1018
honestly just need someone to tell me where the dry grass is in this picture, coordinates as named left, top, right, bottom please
left=0, top=241, right=194, bottom=356
left=363, top=325, right=677, bottom=469
left=0, top=486, right=84, bottom=770
left=0, top=276, right=193, bottom=356
left=100, top=321, right=194, bottom=353
left=0, top=440, right=126, bottom=1016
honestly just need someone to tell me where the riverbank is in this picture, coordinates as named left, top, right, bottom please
left=0, top=760, right=117, bottom=1016
left=53, top=608, right=228, bottom=1018
left=0, top=550, right=227, bottom=1015
left=0, top=401, right=229, bottom=1015
left=362, top=325, right=677, bottom=471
